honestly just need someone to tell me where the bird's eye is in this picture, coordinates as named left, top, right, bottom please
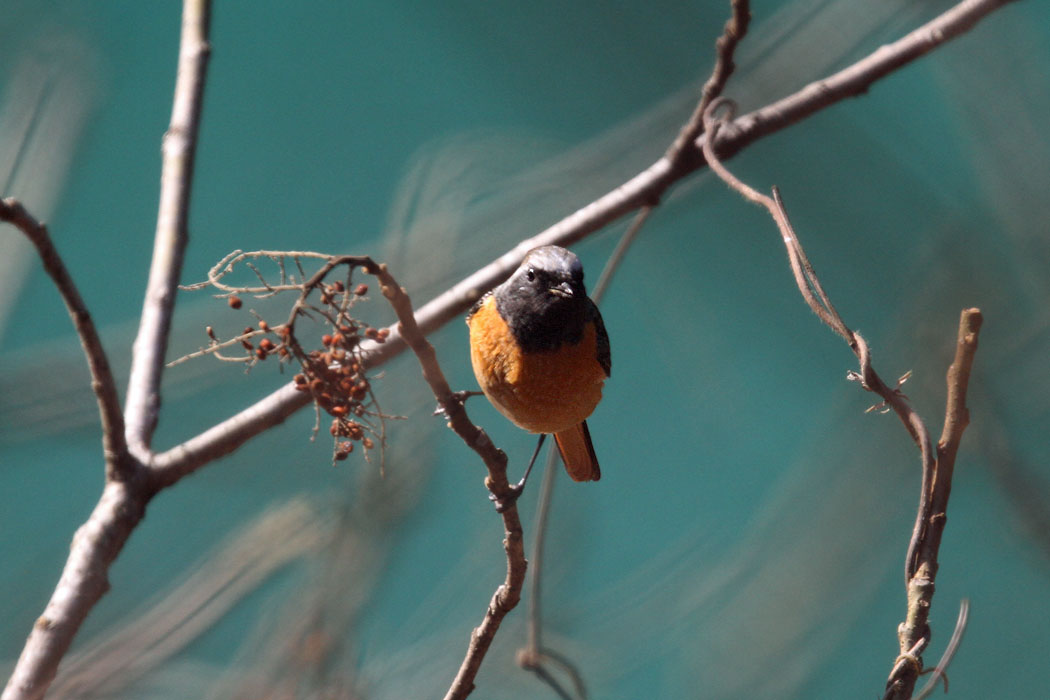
left=526, top=268, right=536, bottom=282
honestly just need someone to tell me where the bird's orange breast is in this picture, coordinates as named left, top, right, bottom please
left=467, top=295, right=605, bottom=434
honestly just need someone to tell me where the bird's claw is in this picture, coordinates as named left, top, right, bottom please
left=488, top=480, right=525, bottom=513
left=433, top=390, right=484, bottom=417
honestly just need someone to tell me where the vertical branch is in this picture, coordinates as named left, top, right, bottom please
left=125, top=0, right=212, bottom=458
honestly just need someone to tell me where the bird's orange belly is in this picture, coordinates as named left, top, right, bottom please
left=468, top=297, right=605, bottom=434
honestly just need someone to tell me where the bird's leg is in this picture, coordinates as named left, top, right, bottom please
left=433, top=390, right=484, bottom=417
left=490, top=433, right=546, bottom=512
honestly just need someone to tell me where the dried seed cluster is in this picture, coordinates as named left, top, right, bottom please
left=291, top=322, right=387, bottom=461
left=202, top=276, right=394, bottom=465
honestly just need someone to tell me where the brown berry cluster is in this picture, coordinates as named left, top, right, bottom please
left=287, top=282, right=391, bottom=461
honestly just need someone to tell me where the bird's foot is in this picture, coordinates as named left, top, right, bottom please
left=434, top=390, right=484, bottom=417
left=488, top=479, right=525, bottom=513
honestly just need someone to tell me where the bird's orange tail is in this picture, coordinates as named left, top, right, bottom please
left=554, top=421, right=601, bottom=482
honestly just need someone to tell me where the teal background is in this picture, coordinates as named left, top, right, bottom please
left=2, top=1, right=1049, bottom=698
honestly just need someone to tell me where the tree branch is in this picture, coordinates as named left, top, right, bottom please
left=124, top=0, right=211, bottom=460
left=0, top=199, right=128, bottom=477
left=153, top=0, right=1015, bottom=478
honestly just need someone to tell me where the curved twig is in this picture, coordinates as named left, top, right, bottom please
left=0, top=199, right=128, bottom=476
left=664, top=0, right=751, bottom=170
left=702, top=98, right=939, bottom=585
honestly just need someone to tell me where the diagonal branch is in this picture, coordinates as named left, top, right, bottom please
left=124, top=0, right=211, bottom=460
left=152, top=0, right=1016, bottom=478
left=0, top=199, right=128, bottom=477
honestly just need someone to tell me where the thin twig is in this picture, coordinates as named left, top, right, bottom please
left=701, top=98, right=937, bottom=585
left=124, top=0, right=211, bottom=460
left=151, top=0, right=1016, bottom=483
left=591, top=204, right=653, bottom=305
left=0, top=199, right=128, bottom=477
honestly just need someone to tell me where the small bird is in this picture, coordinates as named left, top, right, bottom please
left=467, top=245, right=610, bottom=490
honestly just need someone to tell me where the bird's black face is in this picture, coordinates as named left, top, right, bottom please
left=495, top=246, right=590, bottom=351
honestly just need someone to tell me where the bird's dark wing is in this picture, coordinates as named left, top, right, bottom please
left=589, top=300, right=611, bottom=377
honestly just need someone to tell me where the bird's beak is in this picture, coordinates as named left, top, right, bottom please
left=548, top=282, right=574, bottom=299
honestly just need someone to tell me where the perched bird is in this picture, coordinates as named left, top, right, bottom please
left=467, top=245, right=610, bottom=487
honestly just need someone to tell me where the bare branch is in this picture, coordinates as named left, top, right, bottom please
left=706, top=0, right=1020, bottom=164
left=153, top=0, right=1015, bottom=477
left=0, top=199, right=128, bottom=477
left=124, top=0, right=211, bottom=459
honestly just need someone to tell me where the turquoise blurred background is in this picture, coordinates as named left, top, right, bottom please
left=2, top=1, right=1049, bottom=698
